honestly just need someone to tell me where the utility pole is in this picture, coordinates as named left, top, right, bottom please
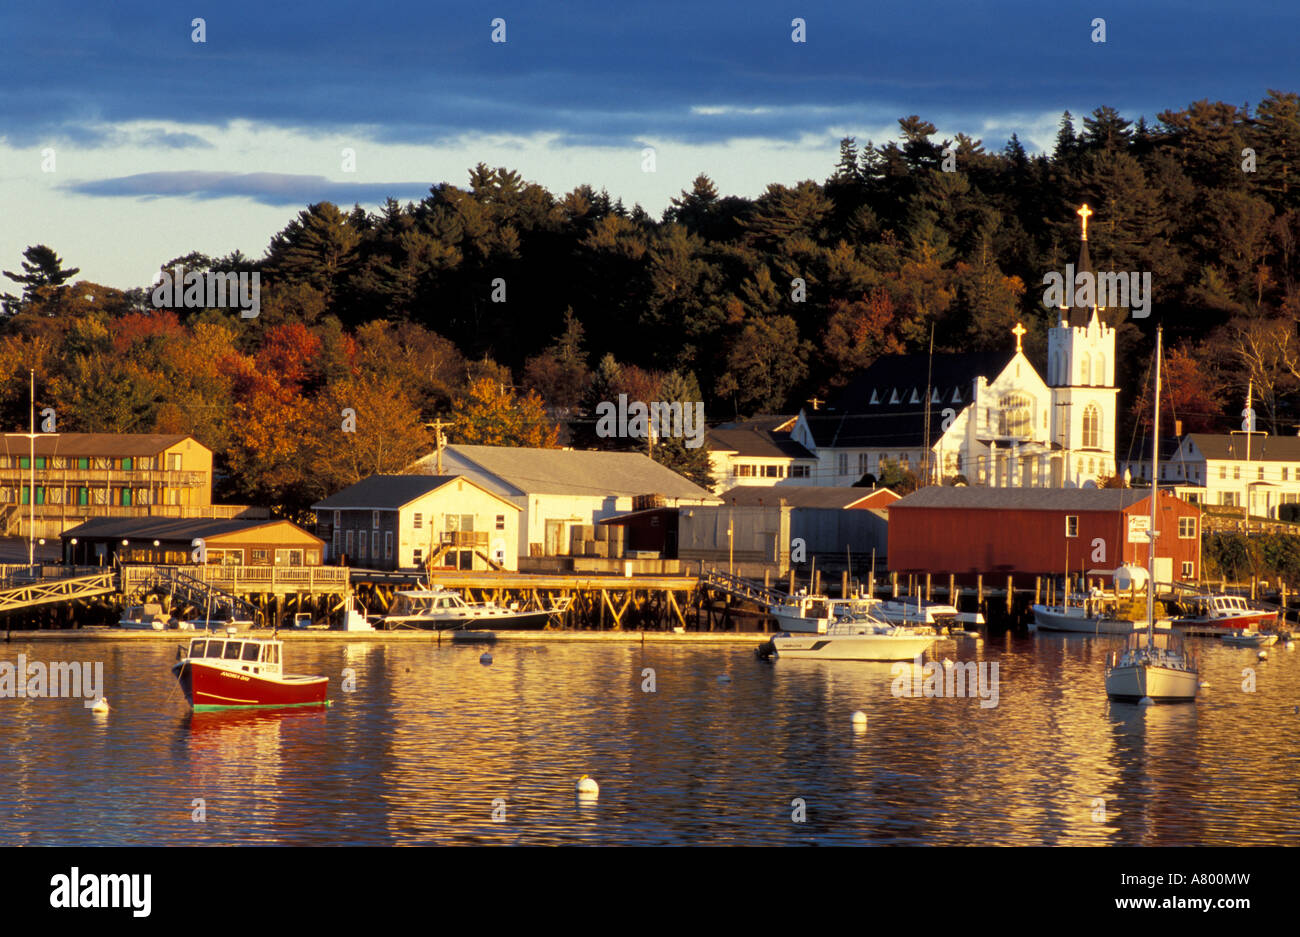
left=424, top=418, right=455, bottom=474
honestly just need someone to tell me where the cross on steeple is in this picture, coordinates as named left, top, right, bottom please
left=1077, top=203, right=1093, bottom=241
left=806, top=397, right=824, bottom=411
left=1011, top=321, right=1026, bottom=353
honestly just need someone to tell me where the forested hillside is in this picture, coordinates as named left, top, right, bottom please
left=3, top=93, right=1300, bottom=517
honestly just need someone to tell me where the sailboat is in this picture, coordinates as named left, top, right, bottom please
left=1104, top=326, right=1199, bottom=702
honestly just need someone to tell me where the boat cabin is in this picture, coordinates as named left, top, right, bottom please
left=1202, top=595, right=1251, bottom=618
left=389, top=589, right=470, bottom=617
left=179, top=636, right=282, bottom=677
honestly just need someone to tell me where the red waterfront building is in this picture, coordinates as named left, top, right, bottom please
left=887, top=487, right=1201, bottom=584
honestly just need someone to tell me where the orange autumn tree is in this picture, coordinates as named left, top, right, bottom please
left=450, top=375, right=560, bottom=448
left=1131, top=343, right=1226, bottom=435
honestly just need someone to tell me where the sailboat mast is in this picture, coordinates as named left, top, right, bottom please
left=1147, top=327, right=1162, bottom=646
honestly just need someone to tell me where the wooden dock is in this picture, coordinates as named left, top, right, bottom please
left=355, top=569, right=701, bottom=631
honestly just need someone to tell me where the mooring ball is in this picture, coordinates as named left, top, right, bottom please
left=575, top=774, right=599, bottom=796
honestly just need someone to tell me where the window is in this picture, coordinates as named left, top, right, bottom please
left=998, top=394, right=1033, bottom=438
left=1082, top=405, right=1101, bottom=449
left=790, top=465, right=810, bottom=478
left=413, top=548, right=423, bottom=565
left=333, top=510, right=340, bottom=526
left=837, top=453, right=848, bottom=475
left=385, top=532, right=393, bottom=560
left=414, top=512, right=423, bottom=529
left=762, top=465, right=782, bottom=477
left=372, top=511, right=380, bottom=529
left=735, top=464, right=754, bottom=477
left=224, top=642, right=243, bottom=660
left=1259, top=466, right=1265, bottom=480
left=251, top=549, right=269, bottom=564
left=1219, top=465, right=1227, bottom=480
left=495, top=514, right=505, bottom=530
left=1178, top=517, right=1196, bottom=539
left=167, top=454, right=181, bottom=470
left=1284, top=468, right=1289, bottom=481
left=858, top=453, right=869, bottom=475
left=1065, top=515, right=1079, bottom=538
left=357, top=535, right=366, bottom=560
left=241, top=643, right=260, bottom=662
left=1181, top=561, right=1194, bottom=578
left=345, top=530, right=354, bottom=555
left=372, top=531, right=380, bottom=557
left=1233, top=466, right=1240, bottom=480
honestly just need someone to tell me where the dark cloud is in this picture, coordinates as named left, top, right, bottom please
left=62, top=171, right=431, bottom=207
left=0, top=1, right=1295, bottom=152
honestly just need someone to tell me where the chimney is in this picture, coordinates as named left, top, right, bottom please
left=1174, top=419, right=1183, bottom=437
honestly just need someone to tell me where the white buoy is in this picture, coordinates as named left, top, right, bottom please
left=1139, top=696, right=1154, bottom=706
left=851, top=710, right=868, bottom=728
left=480, top=652, right=493, bottom=665
left=717, top=674, right=731, bottom=683
left=1286, top=641, right=1295, bottom=651
left=1258, top=650, right=1269, bottom=661
left=91, top=697, right=110, bottom=713
left=575, top=775, right=599, bottom=797
left=1199, top=681, right=1211, bottom=689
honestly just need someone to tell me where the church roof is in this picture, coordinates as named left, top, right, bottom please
left=806, top=351, right=1013, bottom=449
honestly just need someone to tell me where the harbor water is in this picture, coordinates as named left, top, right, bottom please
left=2, top=633, right=1297, bottom=846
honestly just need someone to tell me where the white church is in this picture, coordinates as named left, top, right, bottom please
left=710, top=206, right=1123, bottom=491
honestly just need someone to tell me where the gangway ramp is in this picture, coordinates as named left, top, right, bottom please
left=0, top=566, right=117, bottom=614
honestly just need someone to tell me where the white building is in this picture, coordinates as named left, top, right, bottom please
left=706, top=416, right=819, bottom=491
left=312, top=474, right=521, bottom=571
left=1122, top=432, right=1300, bottom=518
left=410, top=444, right=718, bottom=559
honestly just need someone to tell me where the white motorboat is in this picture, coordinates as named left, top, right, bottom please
left=118, top=603, right=168, bottom=630
left=182, top=618, right=255, bottom=632
left=768, top=592, right=836, bottom=633
left=876, top=597, right=984, bottom=629
left=377, top=586, right=569, bottom=630
left=765, top=617, right=939, bottom=661
left=1104, top=326, right=1198, bottom=704
left=1221, top=629, right=1278, bottom=648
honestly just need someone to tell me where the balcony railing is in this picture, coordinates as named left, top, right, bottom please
left=120, top=564, right=350, bottom=593
left=440, top=531, right=489, bottom=548
left=0, top=467, right=209, bottom=486
left=2, top=504, right=262, bottom=520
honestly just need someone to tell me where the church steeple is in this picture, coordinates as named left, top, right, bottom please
left=1064, top=203, right=1100, bottom=328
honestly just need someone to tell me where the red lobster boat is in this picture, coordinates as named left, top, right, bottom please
left=1172, top=593, right=1278, bottom=636
left=172, top=634, right=329, bottom=712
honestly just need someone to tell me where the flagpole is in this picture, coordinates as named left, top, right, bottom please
left=28, top=369, right=35, bottom=571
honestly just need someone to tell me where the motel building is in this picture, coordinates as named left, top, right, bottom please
left=887, top=487, right=1202, bottom=585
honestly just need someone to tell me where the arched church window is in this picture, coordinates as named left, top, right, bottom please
left=1083, top=404, right=1101, bottom=449
left=997, top=394, right=1033, bottom=438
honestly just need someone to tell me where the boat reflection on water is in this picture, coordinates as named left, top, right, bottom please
left=1103, top=699, right=1201, bottom=845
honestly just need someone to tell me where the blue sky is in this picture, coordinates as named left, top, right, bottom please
left=2, top=0, right=1297, bottom=290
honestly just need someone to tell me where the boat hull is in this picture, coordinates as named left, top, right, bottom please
left=1176, top=611, right=1277, bottom=635
left=769, top=612, right=829, bottom=634
left=1104, top=662, right=1199, bottom=702
left=772, top=632, right=938, bottom=661
left=1222, top=631, right=1278, bottom=647
left=1031, top=605, right=1170, bottom=634
left=380, top=610, right=553, bottom=631
left=172, top=661, right=329, bottom=711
